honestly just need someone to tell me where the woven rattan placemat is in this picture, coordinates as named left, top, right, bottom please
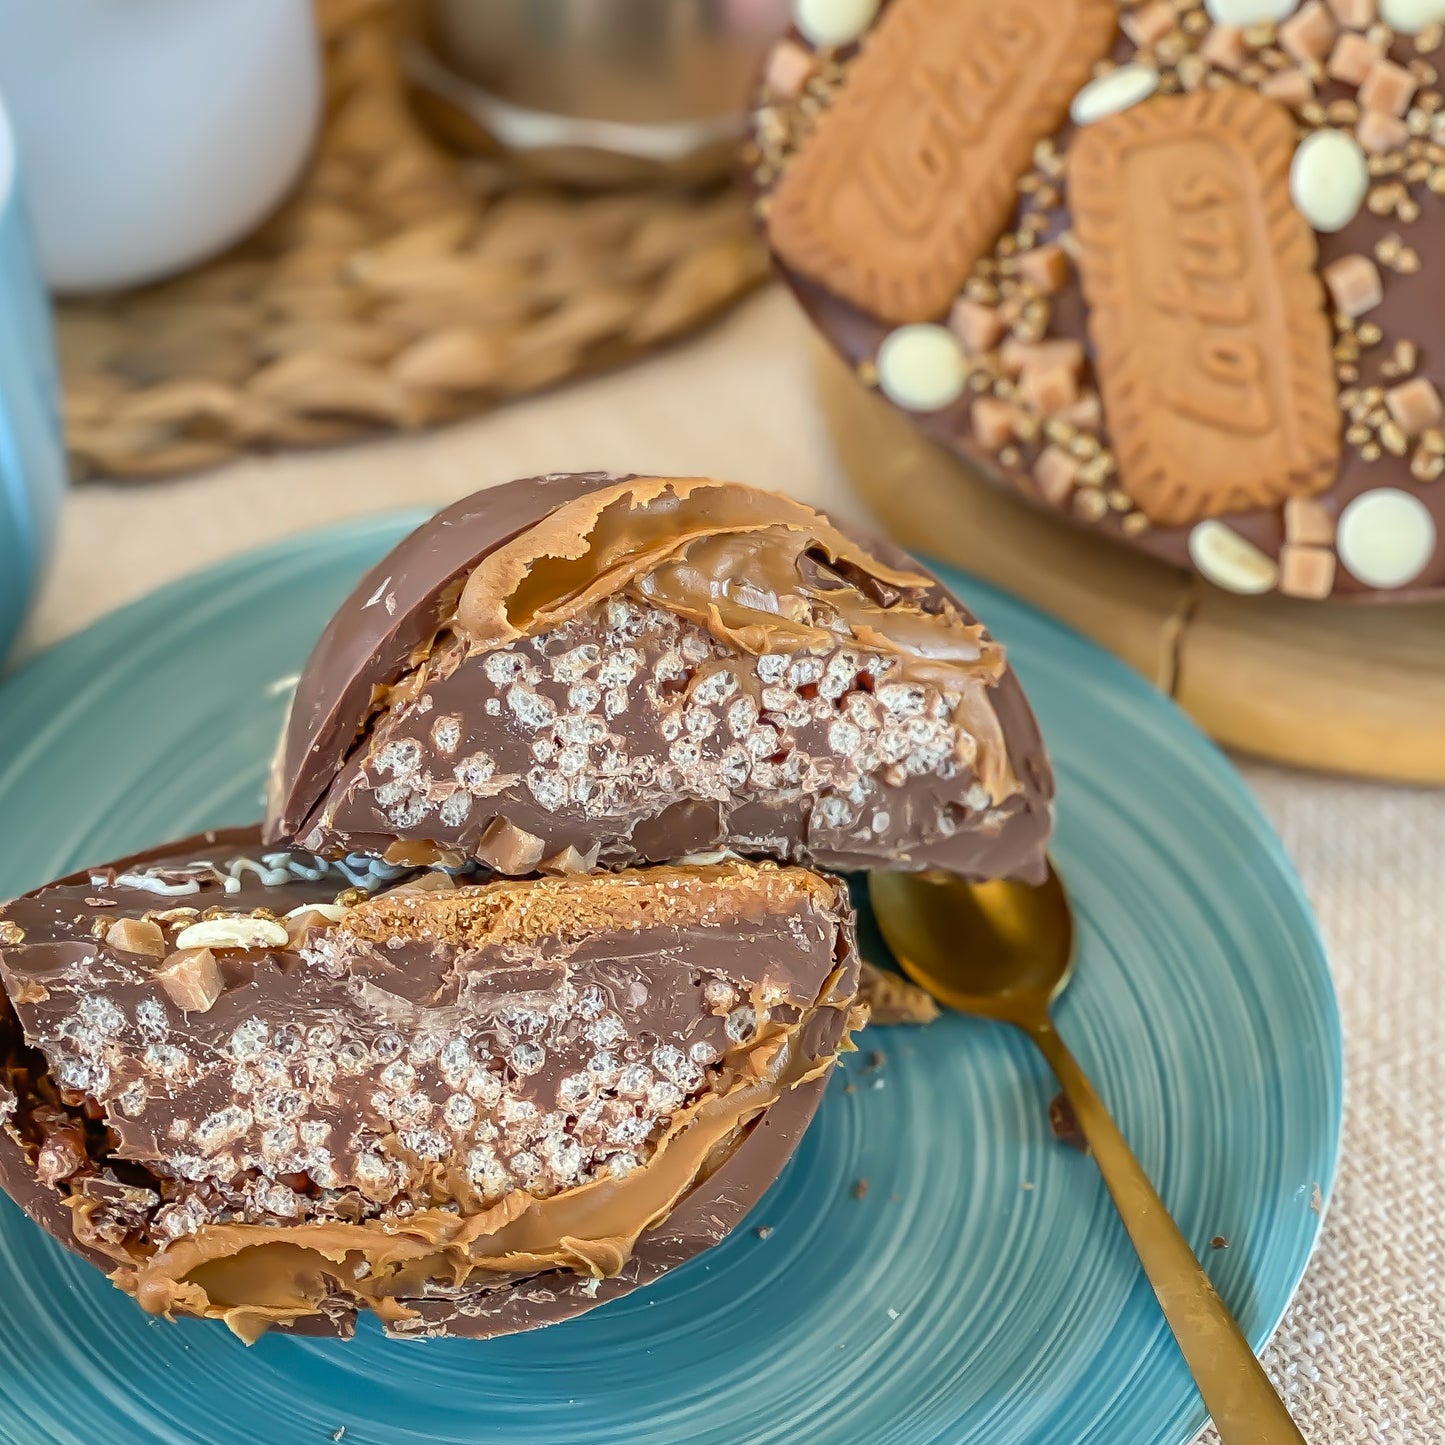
left=57, top=0, right=768, bottom=481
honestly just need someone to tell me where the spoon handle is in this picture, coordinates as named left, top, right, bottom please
left=1026, top=1018, right=1306, bottom=1445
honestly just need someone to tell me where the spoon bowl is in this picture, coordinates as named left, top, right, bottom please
left=869, top=865, right=1073, bottom=1020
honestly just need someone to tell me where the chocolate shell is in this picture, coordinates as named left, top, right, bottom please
left=0, top=828, right=862, bottom=1341
left=265, top=473, right=1053, bottom=880
left=751, top=0, right=1445, bottom=601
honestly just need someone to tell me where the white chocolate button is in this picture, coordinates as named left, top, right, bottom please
left=1289, top=129, right=1369, bottom=233
left=1188, top=521, right=1280, bottom=594
left=1204, top=0, right=1299, bottom=21
left=1337, top=488, right=1436, bottom=589
left=1069, top=65, right=1160, bottom=127
left=1380, top=0, right=1445, bottom=34
left=876, top=325, right=967, bottom=412
left=793, top=0, right=880, bottom=49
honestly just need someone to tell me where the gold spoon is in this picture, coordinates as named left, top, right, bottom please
left=869, top=864, right=1305, bottom=1444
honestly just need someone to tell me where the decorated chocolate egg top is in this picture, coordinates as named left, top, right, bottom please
left=752, top=0, right=1445, bottom=599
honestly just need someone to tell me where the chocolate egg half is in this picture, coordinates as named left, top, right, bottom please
left=0, top=828, right=862, bottom=1341
left=265, top=472, right=1053, bottom=879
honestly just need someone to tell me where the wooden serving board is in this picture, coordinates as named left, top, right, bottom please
left=815, top=342, right=1445, bottom=785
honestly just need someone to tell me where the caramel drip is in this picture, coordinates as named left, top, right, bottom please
left=454, top=478, right=931, bottom=649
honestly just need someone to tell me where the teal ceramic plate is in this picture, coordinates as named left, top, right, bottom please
left=0, top=514, right=1341, bottom=1445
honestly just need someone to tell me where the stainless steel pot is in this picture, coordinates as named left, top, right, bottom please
left=410, top=0, right=792, bottom=181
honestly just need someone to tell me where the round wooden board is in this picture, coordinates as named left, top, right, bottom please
left=814, top=342, right=1445, bottom=786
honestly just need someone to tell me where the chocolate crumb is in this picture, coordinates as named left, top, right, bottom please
left=1210, top=1236, right=1229, bottom=1249
left=852, top=1178, right=869, bottom=1200
left=865, top=1049, right=887, bottom=1073
left=1048, top=1091, right=1089, bottom=1153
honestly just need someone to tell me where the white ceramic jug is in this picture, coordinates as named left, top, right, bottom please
left=0, top=0, right=321, bottom=293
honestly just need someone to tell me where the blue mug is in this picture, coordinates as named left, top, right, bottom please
left=0, top=94, right=65, bottom=667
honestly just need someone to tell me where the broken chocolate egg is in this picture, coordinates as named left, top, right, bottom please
left=265, top=473, right=1053, bottom=881
left=0, top=827, right=863, bottom=1342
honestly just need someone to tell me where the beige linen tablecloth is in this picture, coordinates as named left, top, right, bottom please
left=21, top=288, right=1445, bottom=1443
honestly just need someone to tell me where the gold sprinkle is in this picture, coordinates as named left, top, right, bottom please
left=1418, top=23, right=1444, bottom=52
left=1073, top=489, right=1110, bottom=523
left=1326, top=100, right=1360, bottom=126
left=1179, top=55, right=1208, bottom=90
left=998, top=445, right=1021, bottom=467
left=1106, top=488, right=1133, bottom=511
left=1357, top=322, right=1383, bottom=347
left=1368, top=183, right=1403, bottom=215
left=1338, top=363, right=1360, bottom=383
left=1399, top=198, right=1423, bottom=223
left=857, top=360, right=878, bottom=388
left=334, top=887, right=369, bottom=908
left=1242, top=22, right=1276, bottom=46
left=1346, top=423, right=1373, bottom=446
left=1361, top=442, right=1383, bottom=461
left=1122, top=512, right=1151, bottom=536
left=1412, top=451, right=1445, bottom=481
left=1423, top=426, right=1445, bottom=455
left=1299, top=100, right=1327, bottom=126
left=1394, top=339, right=1419, bottom=375
left=1381, top=420, right=1410, bottom=456
left=0, top=920, right=26, bottom=945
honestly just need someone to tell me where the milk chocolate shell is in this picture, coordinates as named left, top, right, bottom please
left=751, top=0, right=1445, bottom=600
left=265, top=473, right=1053, bottom=880
left=0, top=828, right=862, bottom=1342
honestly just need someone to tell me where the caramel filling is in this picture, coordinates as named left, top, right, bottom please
left=448, top=478, right=1014, bottom=800
left=341, top=860, right=844, bottom=950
